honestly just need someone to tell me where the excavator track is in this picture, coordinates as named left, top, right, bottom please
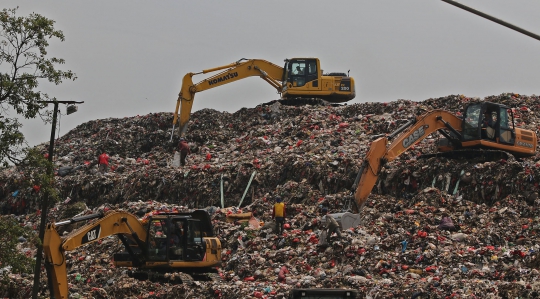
left=208, top=272, right=223, bottom=282
left=129, top=270, right=220, bottom=285
left=261, top=98, right=343, bottom=107
left=279, top=98, right=327, bottom=106
left=129, top=270, right=194, bottom=284
left=173, top=272, right=195, bottom=285
left=419, top=149, right=516, bottom=162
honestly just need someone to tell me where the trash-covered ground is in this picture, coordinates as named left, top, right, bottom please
left=2, top=93, right=540, bottom=298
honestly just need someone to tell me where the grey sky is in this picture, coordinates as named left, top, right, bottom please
left=3, top=0, right=540, bottom=148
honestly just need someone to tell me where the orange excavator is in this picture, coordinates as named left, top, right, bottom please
left=346, top=0, right=540, bottom=209
left=352, top=101, right=537, bottom=211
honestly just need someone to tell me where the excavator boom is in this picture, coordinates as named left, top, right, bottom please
left=353, top=102, right=537, bottom=212
left=173, top=59, right=284, bottom=136
left=43, top=211, right=146, bottom=299
left=172, top=57, right=355, bottom=137
left=353, top=110, right=462, bottom=210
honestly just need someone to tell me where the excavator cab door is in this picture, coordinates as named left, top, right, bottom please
left=462, top=103, right=483, bottom=141
left=185, top=219, right=206, bottom=261
left=498, top=107, right=515, bottom=145
left=169, top=218, right=187, bottom=261
left=147, top=218, right=169, bottom=261
left=480, top=104, right=515, bottom=144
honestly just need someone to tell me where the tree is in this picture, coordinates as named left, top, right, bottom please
left=0, top=7, right=76, bottom=167
left=0, top=215, right=38, bottom=282
left=0, top=213, right=39, bottom=298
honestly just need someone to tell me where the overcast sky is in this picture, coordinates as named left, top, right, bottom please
left=3, top=0, right=540, bottom=148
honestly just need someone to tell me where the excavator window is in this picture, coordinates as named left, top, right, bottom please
left=306, top=61, right=318, bottom=85
left=147, top=219, right=168, bottom=261
left=290, top=61, right=307, bottom=87
left=307, top=62, right=317, bottom=75
left=500, top=108, right=510, bottom=129
left=462, top=104, right=482, bottom=141
left=185, top=219, right=205, bottom=261
left=481, top=110, right=497, bottom=140
left=169, top=219, right=186, bottom=260
left=499, top=107, right=515, bottom=144
left=480, top=106, right=517, bottom=142
left=289, top=60, right=318, bottom=88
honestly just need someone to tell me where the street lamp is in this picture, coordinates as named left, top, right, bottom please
left=32, top=100, right=84, bottom=299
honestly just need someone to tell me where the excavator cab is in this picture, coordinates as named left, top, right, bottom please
left=286, top=59, right=318, bottom=87
left=146, top=215, right=207, bottom=262
left=436, top=101, right=536, bottom=158
left=282, top=58, right=355, bottom=103
left=461, top=102, right=516, bottom=144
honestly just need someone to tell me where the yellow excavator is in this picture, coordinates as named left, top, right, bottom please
left=172, top=58, right=355, bottom=136
left=43, top=209, right=221, bottom=299
left=352, top=101, right=537, bottom=211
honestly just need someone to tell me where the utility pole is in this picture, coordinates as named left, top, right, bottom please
left=32, top=100, right=83, bottom=299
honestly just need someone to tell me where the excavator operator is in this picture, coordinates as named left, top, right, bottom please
left=170, top=221, right=185, bottom=259
left=482, top=111, right=496, bottom=140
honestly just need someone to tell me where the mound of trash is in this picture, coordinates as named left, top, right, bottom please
left=2, top=93, right=540, bottom=298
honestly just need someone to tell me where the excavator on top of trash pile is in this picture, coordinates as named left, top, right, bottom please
left=43, top=209, right=221, bottom=299
left=352, top=101, right=538, bottom=212
left=350, top=0, right=540, bottom=213
left=172, top=57, right=355, bottom=136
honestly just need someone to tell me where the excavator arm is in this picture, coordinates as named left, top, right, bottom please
left=43, top=211, right=147, bottom=299
left=353, top=110, right=463, bottom=211
left=172, top=58, right=285, bottom=136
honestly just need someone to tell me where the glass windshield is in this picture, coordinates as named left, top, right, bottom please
left=287, top=60, right=307, bottom=87
left=307, top=61, right=317, bottom=75
left=463, top=104, right=481, bottom=140
left=147, top=218, right=168, bottom=260
left=291, top=61, right=306, bottom=75
left=188, top=220, right=202, bottom=244
left=500, top=107, right=511, bottom=129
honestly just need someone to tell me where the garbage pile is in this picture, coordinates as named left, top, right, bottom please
left=1, top=92, right=540, bottom=298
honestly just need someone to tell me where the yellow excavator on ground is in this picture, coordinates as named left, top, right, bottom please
left=43, top=209, right=221, bottom=299
left=352, top=101, right=538, bottom=211
left=172, top=57, right=355, bottom=136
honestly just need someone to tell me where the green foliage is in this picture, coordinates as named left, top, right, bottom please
left=0, top=215, right=37, bottom=276
left=19, top=148, right=58, bottom=202
left=0, top=7, right=76, bottom=166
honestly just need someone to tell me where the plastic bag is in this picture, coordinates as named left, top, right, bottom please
left=249, top=216, right=260, bottom=229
